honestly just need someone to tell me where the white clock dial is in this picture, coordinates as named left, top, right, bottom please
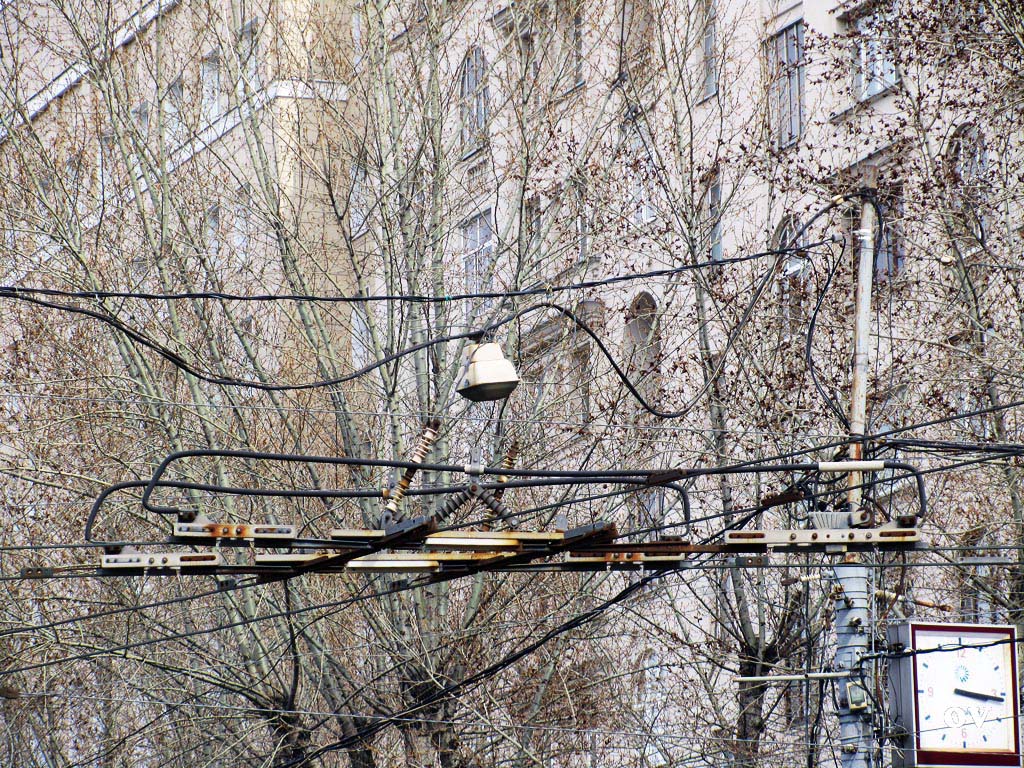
left=913, top=627, right=1016, bottom=754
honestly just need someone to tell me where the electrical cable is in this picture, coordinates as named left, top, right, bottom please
left=804, top=235, right=851, bottom=430
left=282, top=511, right=770, bottom=765
left=130, top=454, right=924, bottom=532
left=0, top=576, right=260, bottom=641
left=0, top=242, right=823, bottom=305
left=0, top=292, right=771, bottom=416
left=277, top=568, right=677, bottom=767
left=0, top=235, right=838, bottom=414
left=0, top=571, right=439, bottom=681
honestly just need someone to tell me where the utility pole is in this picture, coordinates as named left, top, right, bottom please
left=835, top=173, right=878, bottom=768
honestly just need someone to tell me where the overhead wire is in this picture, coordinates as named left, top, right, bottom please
left=805, top=233, right=850, bottom=430
left=0, top=242, right=822, bottom=305
left=20, top=690, right=850, bottom=749
left=278, top=568, right=678, bottom=766
left=0, top=234, right=839, bottom=407
left=0, top=571, right=438, bottom=680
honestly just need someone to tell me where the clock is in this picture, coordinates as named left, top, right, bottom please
left=888, top=622, right=1021, bottom=768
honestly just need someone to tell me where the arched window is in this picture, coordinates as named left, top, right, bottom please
left=460, top=47, right=489, bottom=152
left=624, top=293, right=661, bottom=398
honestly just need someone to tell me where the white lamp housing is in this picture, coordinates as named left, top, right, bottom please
left=457, top=342, right=520, bottom=402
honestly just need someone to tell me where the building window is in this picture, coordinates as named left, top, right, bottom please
left=237, top=22, right=261, bottom=96
left=851, top=6, right=897, bottom=101
left=702, top=0, right=717, bottom=99
left=636, top=488, right=666, bottom=532
left=872, top=191, right=904, bottom=282
left=948, top=124, right=988, bottom=245
left=460, top=47, right=489, bottom=153
left=571, top=182, right=589, bottom=263
left=201, top=53, right=223, bottom=123
left=351, top=8, right=364, bottom=70
left=463, top=211, right=494, bottom=321
left=230, top=185, right=254, bottom=254
left=34, top=172, right=55, bottom=250
left=517, top=29, right=540, bottom=104
left=524, top=196, right=542, bottom=251
left=775, top=215, right=810, bottom=339
left=65, top=153, right=86, bottom=216
left=204, top=204, right=222, bottom=263
left=163, top=77, right=184, bottom=147
left=624, top=292, right=661, bottom=399
left=350, top=304, right=373, bottom=371
left=625, top=117, right=657, bottom=225
left=97, top=131, right=115, bottom=193
left=771, top=21, right=804, bottom=148
left=562, top=4, right=584, bottom=88
left=619, top=0, right=653, bottom=81
left=706, top=173, right=722, bottom=261
left=132, top=99, right=151, bottom=136
left=349, top=162, right=370, bottom=235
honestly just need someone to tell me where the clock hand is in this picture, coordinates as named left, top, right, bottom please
left=953, top=688, right=1005, bottom=703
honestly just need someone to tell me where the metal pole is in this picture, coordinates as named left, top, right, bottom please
left=848, top=191, right=876, bottom=518
left=836, top=185, right=877, bottom=768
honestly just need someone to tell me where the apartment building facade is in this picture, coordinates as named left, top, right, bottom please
left=0, top=0, right=1021, bottom=766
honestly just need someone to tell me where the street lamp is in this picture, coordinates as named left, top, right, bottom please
left=456, top=341, right=520, bottom=402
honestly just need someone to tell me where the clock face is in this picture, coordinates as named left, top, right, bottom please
left=912, top=626, right=1018, bottom=756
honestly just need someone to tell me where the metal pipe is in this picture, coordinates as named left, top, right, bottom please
left=733, top=671, right=852, bottom=683
left=848, top=192, right=876, bottom=513
left=836, top=185, right=878, bottom=768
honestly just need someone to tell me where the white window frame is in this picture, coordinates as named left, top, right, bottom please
left=350, top=303, right=373, bottom=371
left=97, top=130, right=116, bottom=195
left=702, top=0, right=717, bottom=100
left=351, top=7, right=365, bottom=70
left=872, top=192, right=903, bottom=283
left=771, top=21, right=804, bottom=148
left=462, top=210, right=495, bottom=322
left=201, top=52, right=224, bottom=123
left=229, top=185, right=254, bottom=254
left=204, top=204, right=222, bottom=265
left=852, top=7, right=898, bottom=102
left=563, top=5, right=584, bottom=89
left=460, top=47, right=489, bottom=154
left=524, top=196, right=542, bottom=251
left=132, top=99, right=151, bottom=135
left=570, top=182, right=589, bottom=263
left=163, top=76, right=184, bottom=148
left=237, top=21, right=262, bottom=99
left=949, top=124, right=989, bottom=246
left=349, top=162, right=370, bottom=235
left=626, top=121, right=657, bottom=226
left=775, top=216, right=810, bottom=340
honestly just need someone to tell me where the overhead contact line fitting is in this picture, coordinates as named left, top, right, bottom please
left=436, top=442, right=520, bottom=528
left=646, top=459, right=927, bottom=524
left=492, top=442, right=519, bottom=503
left=435, top=485, right=510, bottom=527
left=380, top=420, right=440, bottom=526
left=138, top=446, right=679, bottom=518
